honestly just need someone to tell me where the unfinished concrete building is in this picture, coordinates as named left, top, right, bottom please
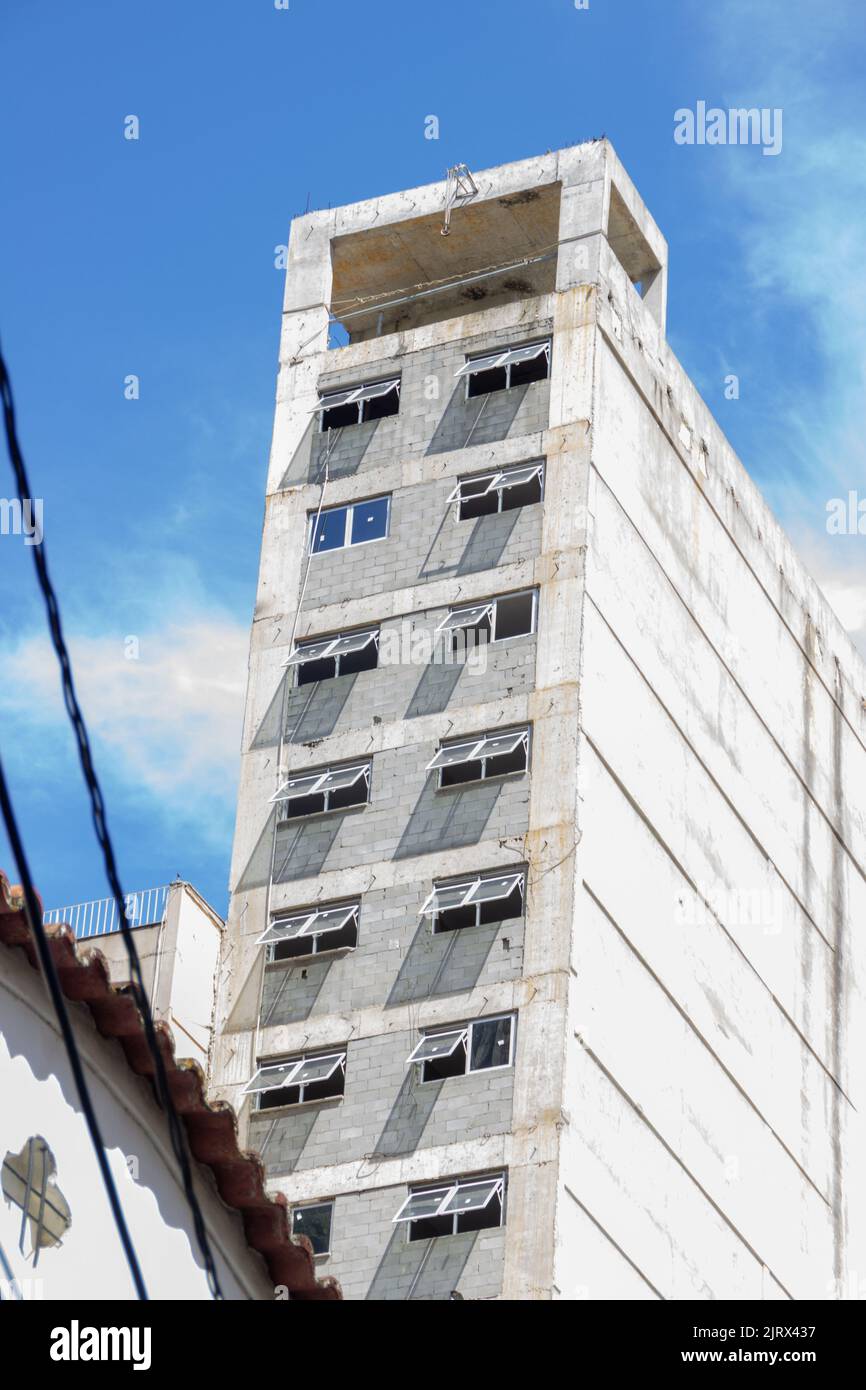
left=211, top=141, right=866, bottom=1301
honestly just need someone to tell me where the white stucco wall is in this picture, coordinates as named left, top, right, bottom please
left=0, top=940, right=273, bottom=1301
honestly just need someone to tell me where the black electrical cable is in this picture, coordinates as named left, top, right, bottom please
left=0, top=340, right=224, bottom=1299
left=0, top=753, right=149, bottom=1300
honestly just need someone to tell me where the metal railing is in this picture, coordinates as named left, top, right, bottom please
left=42, top=885, right=172, bottom=941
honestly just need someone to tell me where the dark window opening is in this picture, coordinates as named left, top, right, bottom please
left=492, top=592, right=535, bottom=641
left=509, top=352, right=549, bottom=387
left=362, top=386, right=400, bottom=421
left=440, top=757, right=484, bottom=788
left=271, top=914, right=358, bottom=962
left=501, top=474, right=542, bottom=510
left=297, top=655, right=338, bottom=686
left=292, top=1202, right=333, bottom=1256
left=456, top=463, right=544, bottom=520
left=321, top=401, right=360, bottom=430
left=337, top=641, right=378, bottom=677
left=467, top=365, right=508, bottom=398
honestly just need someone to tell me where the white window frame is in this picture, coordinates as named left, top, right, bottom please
left=447, top=461, right=545, bottom=513
left=407, top=1013, right=515, bottom=1077
left=456, top=340, right=550, bottom=397
left=284, top=628, right=380, bottom=678
left=244, top=1052, right=347, bottom=1108
left=315, top=377, right=401, bottom=430
left=257, top=902, right=360, bottom=954
left=426, top=728, right=530, bottom=783
left=419, top=871, right=525, bottom=922
left=435, top=591, right=536, bottom=645
left=291, top=1199, right=334, bottom=1257
left=308, top=495, right=391, bottom=554
left=270, top=763, right=371, bottom=816
left=392, top=1175, right=506, bottom=1229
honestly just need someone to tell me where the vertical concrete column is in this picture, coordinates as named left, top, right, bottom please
left=211, top=215, right=335, bottom=1133
left=501, top=156, right=603, bottom=1300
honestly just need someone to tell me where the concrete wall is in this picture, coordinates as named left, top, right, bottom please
left=0, top=938, right=274, bottom=1301
left=215, top=139, right=866, bottom=1301
left=91, top=883, right=222, bottom=1069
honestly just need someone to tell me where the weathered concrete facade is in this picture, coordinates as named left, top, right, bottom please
left=212, top=142, right=866, bottom=1301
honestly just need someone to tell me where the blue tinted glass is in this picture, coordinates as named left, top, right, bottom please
left=350, top=496, right=389, bottom=545
left=312, top=507, right=348, bottom=552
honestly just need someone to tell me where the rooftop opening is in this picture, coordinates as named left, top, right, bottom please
left=607, top=183, right=663, bottom=315
left=329, top=183, right=561, bottom=342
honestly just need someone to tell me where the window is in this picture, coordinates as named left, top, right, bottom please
left=436, top=591, right=536, bottom=649
left=292, top=1201, right=333, bottom=1256
left=450, top=461, right=544, bottom=520
left=258, top=902, right=359, bottom=961
left=245, top=1052, right=347, bottom=1110
left=420, top=870, right=525, bottom=933
left=393, top=1174, right=505, bottom=1241
left=271, top=763, right=371, bottom=818
left=407, top=1014, right=515, bottom=1082
left=427, top=728, right=529, bottom=787
left=309, top=496, right=390, bottom=553
left=456, top=341, right=550, bottom=398
left=285, top=629, right=379, bottom=686
left=316, top=378, right=400, bottom=430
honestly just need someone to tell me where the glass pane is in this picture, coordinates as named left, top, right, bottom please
left=356, top=378, right=400, bottom=402
left=328, top=630, right=377, bottom=657
left=317, top=765, right=367, bottom=792
left=469, top=1017, right=512, bottom=1071
left=477, top=731, right=526, bottom=759
left=306, top=905, right=357, bottom=936
left=262, top=913, right=317, bottom=943
left=246, top=1061, right=299, bottom=1093
left=312, top=507, right=349, bottom=552
left=466, top=874, right=522, bottom=905
left=395, top=1188, right=451, bottom=1222
left=293, top=1203, right=332, bottom=1256
left=440, top=604, right=493, bottom=632
left=440, top=1179, right=501, bottom=1215
left=494, top=465, right=542, bottom=490
left=428, top=881, right=475, bottom=914
left=286, top=637, right=336, bottom=666
left=350, top=497, right=389, bottom=545
left=430, top=740, right=481, bottom=769
left=293, top=1053, right=345, bottom=1085
left=459, top=475, right=495, bottom=498
left=278, top=773, right=321, bottom=799
left=504, top=342, right=549, bottom=366
left=318, top=387, right=360, bottom=411
left=411, top=1030, right=467, bottom=1062
left=456, top=351, right=507, bottom=377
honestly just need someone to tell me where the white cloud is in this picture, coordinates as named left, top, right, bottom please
left=0, top=616, right=249, bottom=835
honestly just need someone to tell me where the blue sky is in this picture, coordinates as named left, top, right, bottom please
left=1, top=0, right=864, bottom=920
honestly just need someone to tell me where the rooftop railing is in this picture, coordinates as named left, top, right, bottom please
left=42, top=885, right=172, bottom=941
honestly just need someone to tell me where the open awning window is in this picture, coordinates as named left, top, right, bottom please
left=434, top=603, right=494, bottom=636
left=446, top=462, right=544, bottom=505
left=405, top=1029, right=468, bottom=1065
left=392, top=1175, right=504, bottom=1224
left=243, top=1052, right=346, bottom=1096
left=426, top=729, right=528, bottom=772
left=256, top=904, right=358, bottom=947
left=314, top=378, right=401, bottom=412
left=455, top=342, right=550, bottom=378
left=419, top=872, right=524, bottom=917
left=284, top=630, right=378, bottom=668
left=270, top=764, right=370, bottom=804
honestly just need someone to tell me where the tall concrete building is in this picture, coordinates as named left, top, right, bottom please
left=211, top=142, right=866, bottom=1301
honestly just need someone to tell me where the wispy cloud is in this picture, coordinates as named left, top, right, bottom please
left=701, top=0, right=866, bottom=657
left=0, top=614, right=249, bottom=842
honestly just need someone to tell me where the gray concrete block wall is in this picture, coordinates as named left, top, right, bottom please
left=298, top=445, right=546, bottom=615
left=284, top=625, right=538, bottom=745
left=249, top=1028, right=515, bottom=1177
left=260, top=884, right=525, bottom=1025
left=312, top=1184, right=506, bottom=1301
left=271, top=743, right=532, bottom=885
left=280, top=315, right=553, bottom=492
